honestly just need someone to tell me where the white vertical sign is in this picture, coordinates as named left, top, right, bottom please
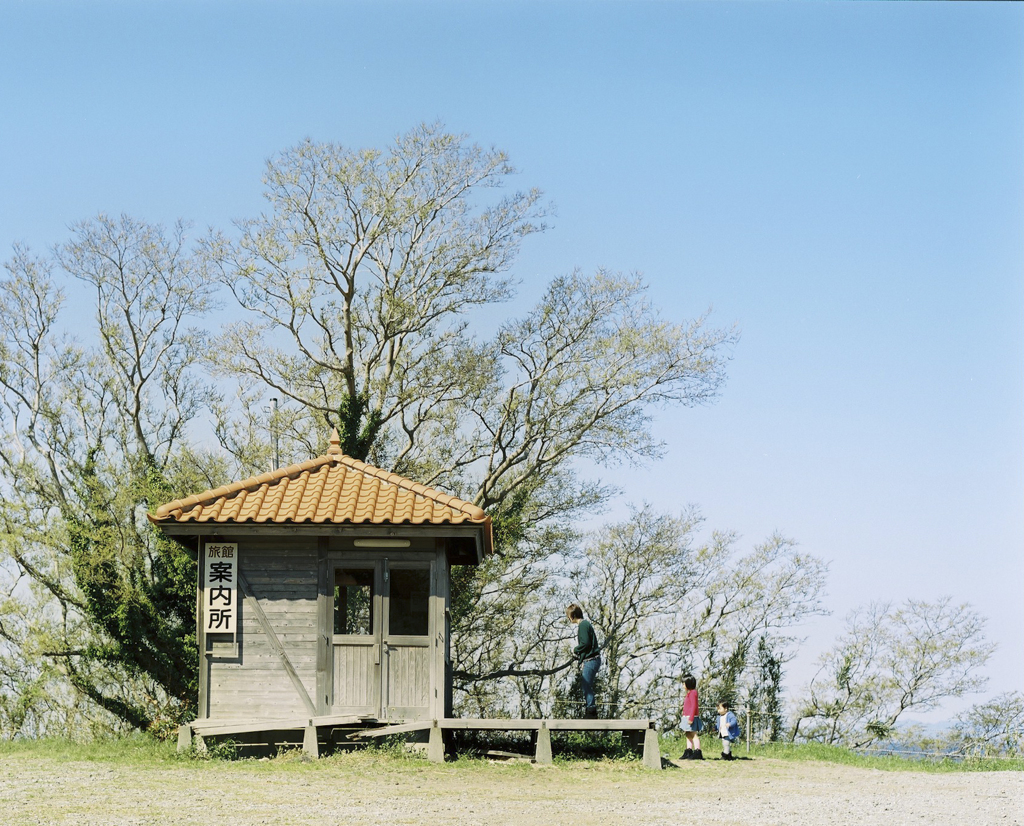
left=204, top=542, right=238, bottom=634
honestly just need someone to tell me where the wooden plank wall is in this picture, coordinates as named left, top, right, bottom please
left=206, top=536, right=318, bottom=720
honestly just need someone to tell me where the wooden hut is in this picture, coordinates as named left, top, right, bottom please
left=151, top=430, right=492, bottom=749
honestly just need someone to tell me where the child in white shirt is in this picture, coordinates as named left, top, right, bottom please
left=717, top=701, right=740, bottom=761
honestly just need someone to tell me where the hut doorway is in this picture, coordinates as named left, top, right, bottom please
left=330, top=558, right=433, bottom=720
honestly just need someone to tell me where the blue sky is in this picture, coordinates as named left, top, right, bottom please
left=2, top=1, right=1021, bottom=719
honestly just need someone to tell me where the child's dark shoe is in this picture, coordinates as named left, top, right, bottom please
left=693, top=749, right=704, bottom=760
left=680, top=748, right=693, bottom=760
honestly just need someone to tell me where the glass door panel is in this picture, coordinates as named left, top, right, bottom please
left=388, top=567, right=430, bottom=636
left=335, top=568, right=375, bottom=635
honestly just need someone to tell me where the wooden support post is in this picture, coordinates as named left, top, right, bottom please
left=746, top=706, right=751, bottom=754
left=316, top=539, right=330, bottom=716
left=177, top=723, right=193, bottom=754
left=535, top=721, right=552, bottom=765
left=643, top=727, right=662, bottom=770
left=427, top=720, right=444, bottom=763
left=303, top=724, right=319, bottom=759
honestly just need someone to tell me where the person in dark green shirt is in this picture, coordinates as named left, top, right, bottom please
left=566, top=603, right=601, bottom=718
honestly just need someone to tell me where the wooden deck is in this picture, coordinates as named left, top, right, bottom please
left=178, top=716, right=662, bottom=768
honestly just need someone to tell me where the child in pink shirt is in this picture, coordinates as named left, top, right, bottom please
left=679, top=673, right=703, bottom=760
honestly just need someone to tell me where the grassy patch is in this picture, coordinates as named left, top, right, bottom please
left=745, top=741, right=1024, bottom=773
left=656, top=733, right=1022, bottom=772
left=0, top=734, right=178, bottom=766
left=1, top=734, right=1019, bottom=774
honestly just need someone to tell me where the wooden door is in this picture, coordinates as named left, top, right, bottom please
left=330, top=559, right=433, bottom=721
left=330, top=563, right=381, bottom=716
left=381, top=563, right=432, bottom=720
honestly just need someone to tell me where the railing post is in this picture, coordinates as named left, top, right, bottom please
left=428, top=720, right=444, bottom=763
left=302, top=723, right=319, bottom=759
left=177, top=723, right=193, bottom=754
left=535, top=721, right=552, bottom=764
left=643, top=725, right=662, bottom=770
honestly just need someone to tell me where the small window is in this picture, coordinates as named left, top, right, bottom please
left=334, top=568, right=375, bottom=635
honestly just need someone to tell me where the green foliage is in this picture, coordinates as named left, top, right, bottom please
left=63, top=452, right=198, bottom=730
left=748, top=636, right=784, bottom=741
left=333, top=391, right=384, bottom=462
left=445, top=728, right=636, bottom=763
left=363, top=734, right=421, bottom=759
left=487, top=479, right=543, bottom=555
left=0, top=666, right=54, bottom=739
left=702, top=636, right=749, bottom=713
left=552, top=730, right=637, bottom=761
left=865, top=720, right=896, bottom=741
left=448, top=479, right=543, bottom=638
left=182, top=738, right=239, bottom=761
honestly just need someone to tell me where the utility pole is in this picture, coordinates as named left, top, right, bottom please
left=270, top=398, right=280, bottom=470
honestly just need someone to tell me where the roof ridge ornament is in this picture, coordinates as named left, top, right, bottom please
left=328, top=427, right=342, bottom=455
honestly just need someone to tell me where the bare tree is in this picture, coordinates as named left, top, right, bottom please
left=203, top=122, right=547, bottom=471
left=205, top=126, right=737, bottom=510
left=0, top=216, right=222, bottom=734
left=579, top=511, right=827, bottom=725
left=204, top=126, right=741, bottom=708
left=443, top=270, right=738, bottom=699
left=951, top=692, right=1024, bottom=758
left=465, top=270, right=734, bottom=513
left=452, top=507, right=829, bottom=724
left=790, top=597, right=995, bottom=748
left=569, top=506, right=701, bottom=719
left=1, top=129, right=743, bottom=730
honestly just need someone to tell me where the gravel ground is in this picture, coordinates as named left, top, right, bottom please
left=0, top=752, right=1020, bottom=826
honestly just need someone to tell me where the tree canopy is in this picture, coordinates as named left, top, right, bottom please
left=0, top=124, right=997, bottom=742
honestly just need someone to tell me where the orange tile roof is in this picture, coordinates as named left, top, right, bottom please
left=151, top=430, right=490, bottom=537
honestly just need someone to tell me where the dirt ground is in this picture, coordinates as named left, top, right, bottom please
left=0, top=751, right=1020, bottom=826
